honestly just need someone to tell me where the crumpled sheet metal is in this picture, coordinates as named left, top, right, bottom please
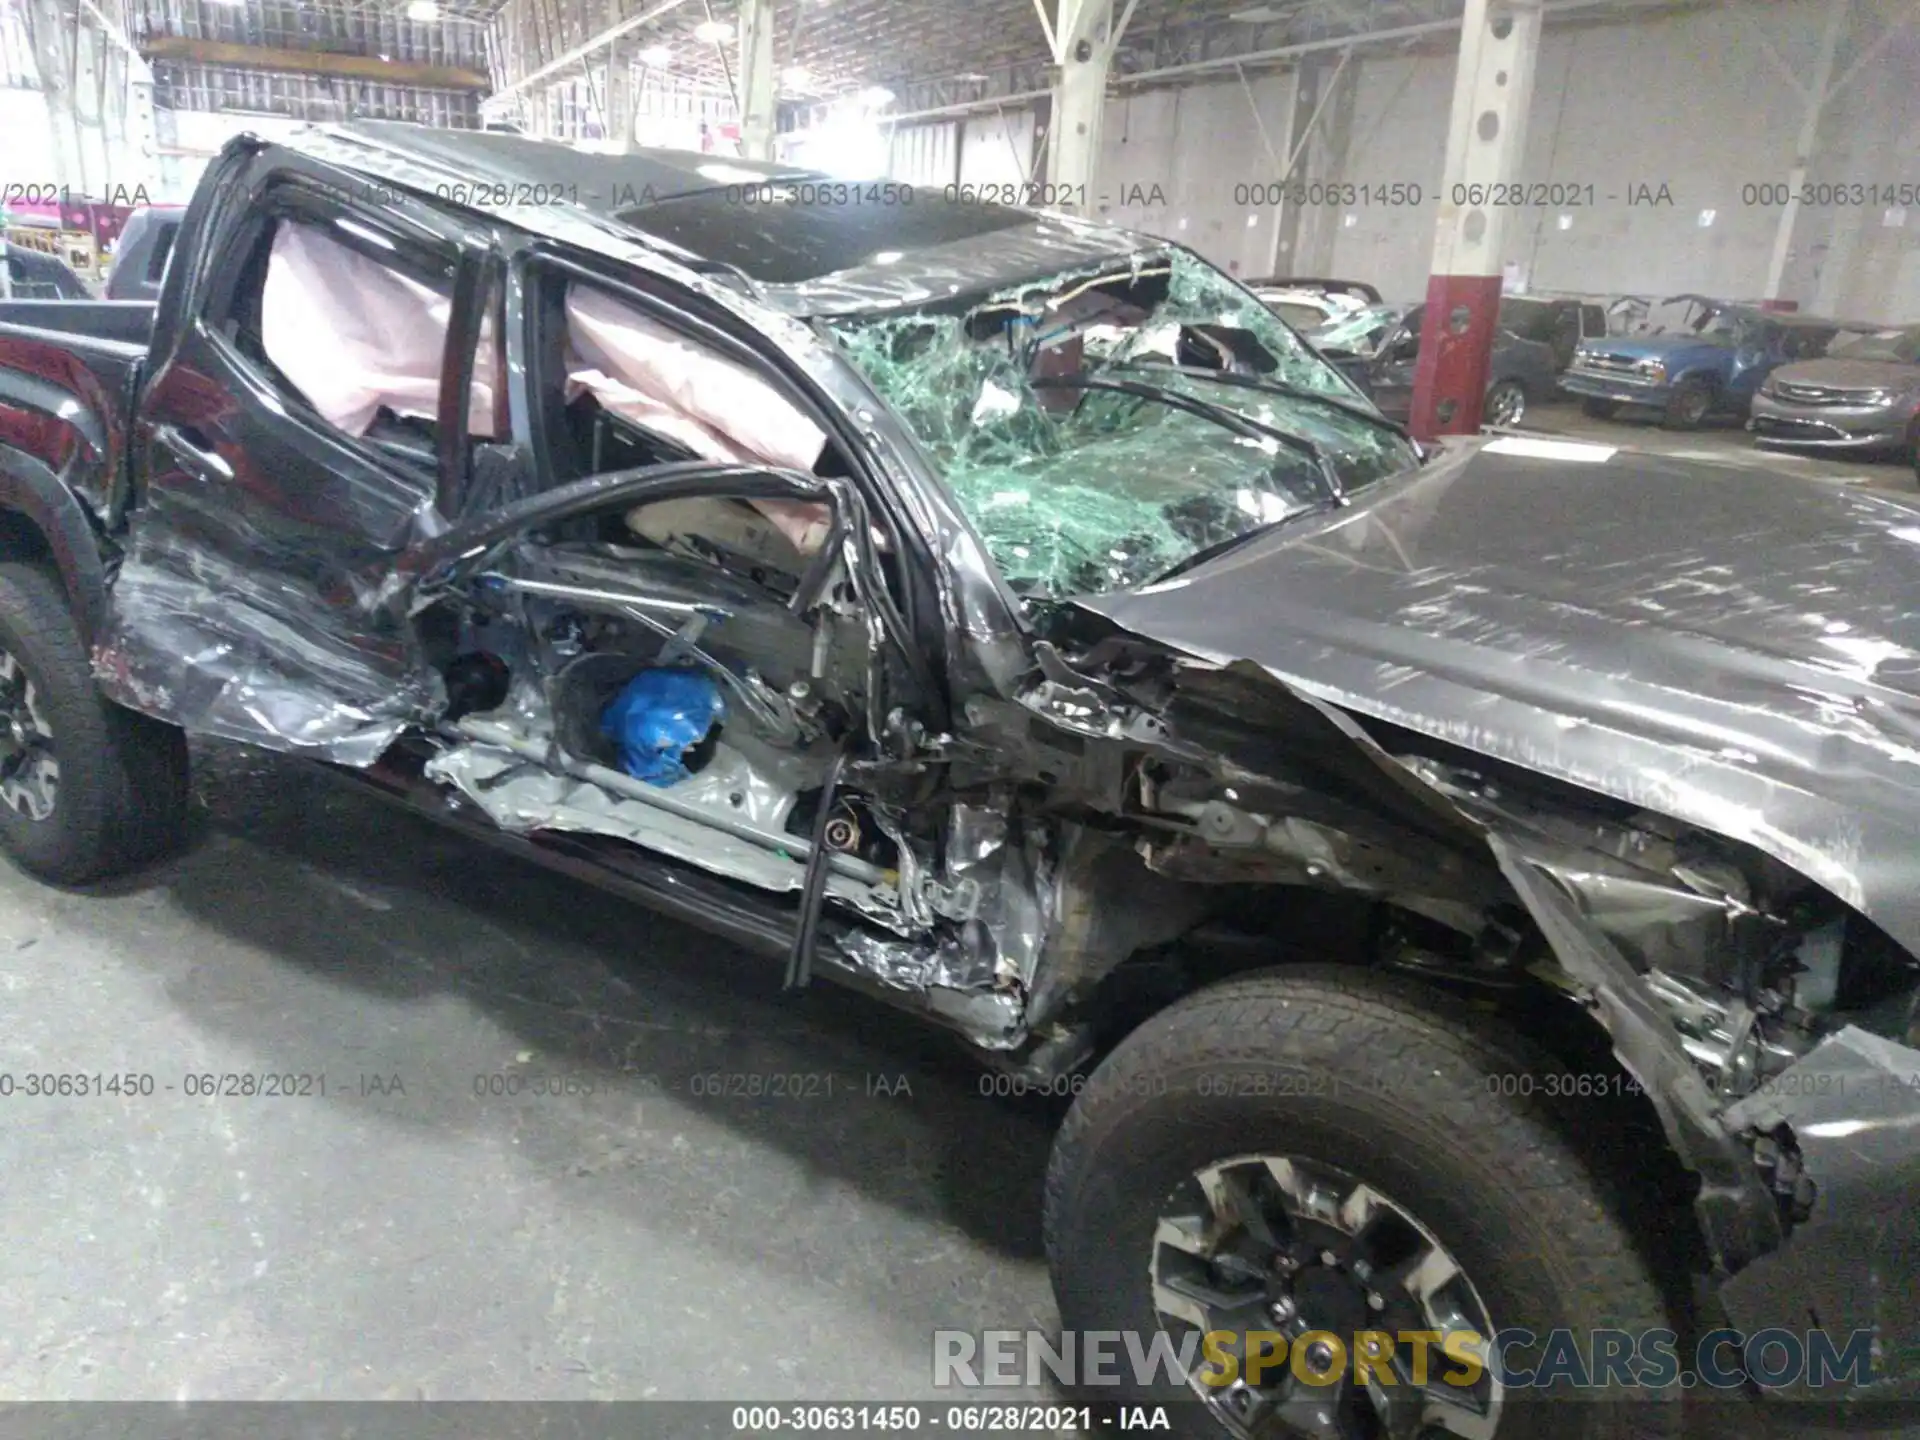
left=944, top=802, right=1053, bottom=989
left=833, top=926, right=1002, bottom=997
left=94, top=547, right=435, bottom=765
left=425, top=739, right=894, bottom=918
left=1081, top=439, right=1920, bottom=962
left=817, top=802, right=1057, bottom=1000
left=93, top=288, right=456, bottom=764
left=1716, top=1023, right=1920, bottom=1391
left=1401, top=752, right=1762, bottom=981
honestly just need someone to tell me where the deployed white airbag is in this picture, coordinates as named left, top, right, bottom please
left=260, top=220, right=498, bottom=440
left=258, top=226, right=830, bottom=551
left=565, top=285, right=826, bottom=472
left=563, top=286, right=834, bottom=555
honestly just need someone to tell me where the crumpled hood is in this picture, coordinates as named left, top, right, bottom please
left=1079, top=437, right=1920, bottom=954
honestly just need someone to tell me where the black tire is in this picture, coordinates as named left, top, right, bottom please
left=1045, top=967, right=1679, bottom=1438
left=0, top=561, right=188, bottom=884
left=1580, top=397, right=1620, bottom=420
left=1484, top=379, right=1528, bottom=428
left=1661, top=379, right=1714, bottom=431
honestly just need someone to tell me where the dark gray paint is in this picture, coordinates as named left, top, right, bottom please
left=1083, top=439, right=1920, bottom=960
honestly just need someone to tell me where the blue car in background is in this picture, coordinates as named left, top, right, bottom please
left=1560, top=294, right=1872, bottom=430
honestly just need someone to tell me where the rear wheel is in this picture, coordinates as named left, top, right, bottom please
left=0, top=562, right=189, bottom=884
left=1483, top=379, right=1528, bottom=428
left=1045, top=967, right=1679, bottom=1439
left=1661, top=379, right=1714, bottom=431
left=1579, top=398, right=1620, bottom=420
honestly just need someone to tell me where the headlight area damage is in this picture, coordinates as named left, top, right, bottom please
left=983, top=610, right=1920, bottom=1389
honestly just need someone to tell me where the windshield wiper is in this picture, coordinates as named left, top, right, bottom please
left=1108, top=358, right=1414, bottom=444
left=1028, top=373, right=1350, bottom=508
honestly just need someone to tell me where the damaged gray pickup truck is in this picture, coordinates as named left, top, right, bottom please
left=3, top=122, right=1919, bottom=1437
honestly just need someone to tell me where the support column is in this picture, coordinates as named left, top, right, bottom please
left=738, top=0, right=777, bottom=161
left=1264, top=59, right=1317, bottom=277
left=1281, top=52, right=1358, bottom=277
left=72, top=22, right=108, bottom=197
left=1408, top=0, right=1542, bottom=440
left=604, top=41, right=635, bottom=153
left=1043, top=0, right=1135, bottom=215
left=1761, top=0, right=1848, bottom=302
left=23, top=0, right=87, bottom=194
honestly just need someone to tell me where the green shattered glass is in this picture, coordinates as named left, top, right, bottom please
left=827, top=248, right=1415, bottom=599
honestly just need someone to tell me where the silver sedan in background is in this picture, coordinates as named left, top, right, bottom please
left=1750, top=323, right=1920, bottom=460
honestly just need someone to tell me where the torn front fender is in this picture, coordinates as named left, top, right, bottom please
left=1716, top=1026, right=1920, bottom=1397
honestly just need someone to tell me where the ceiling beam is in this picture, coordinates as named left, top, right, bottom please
left=485, top=0, right=698, bottom=104
left=139, top=36, right=489, bottom=88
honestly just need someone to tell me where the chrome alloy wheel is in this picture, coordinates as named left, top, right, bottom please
left=0, top=647, right=58, bottom=821
left=1151, top=1154, right=1503, bottom=1439
left=1483, top=382, right=1526, bottom=428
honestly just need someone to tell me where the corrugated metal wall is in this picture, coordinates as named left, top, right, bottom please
left=884, top=120, right=957, bottom=187
left=958, top=110, right=1034, bottom=188
left=951, top=1, right=1918, bottom=317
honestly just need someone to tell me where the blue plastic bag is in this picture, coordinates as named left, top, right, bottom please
left=600, top=667, right=726, bottom=786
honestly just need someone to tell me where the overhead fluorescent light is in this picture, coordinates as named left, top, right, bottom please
left=406, top=0, right=439, bottom=20
left=1229, top=5, right=1283, bottom=19
left=693, top=19, right=730, bottom=41
left=858, top=85, right=894, bottom=106
left=639, top=44, right=671, bottom=65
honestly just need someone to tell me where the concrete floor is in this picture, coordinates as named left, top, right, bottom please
left=4, top=427, right=1919, bottom=1437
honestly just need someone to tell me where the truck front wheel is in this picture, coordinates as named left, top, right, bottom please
left=1661, top=379, right=1714, bottom=431
left=1044, top=967, right=1679, bottom=1438
left=0, top=562, right=189, bottom=884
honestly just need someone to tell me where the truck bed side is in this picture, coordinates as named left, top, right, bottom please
left=0, top=302, right=154, bottom=642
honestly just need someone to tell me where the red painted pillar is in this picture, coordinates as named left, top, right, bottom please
left=1408, top=0, right=1544, bottom=440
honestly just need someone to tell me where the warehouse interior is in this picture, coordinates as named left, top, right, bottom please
left=2, top=0, right=1917, bottom=313
left=4, top=0, right=1920, bottom=1435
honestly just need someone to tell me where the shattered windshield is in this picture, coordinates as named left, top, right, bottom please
left=1310, top=304, right=1407, bottom=355
left=824, top=247, right=1417, bottom=599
